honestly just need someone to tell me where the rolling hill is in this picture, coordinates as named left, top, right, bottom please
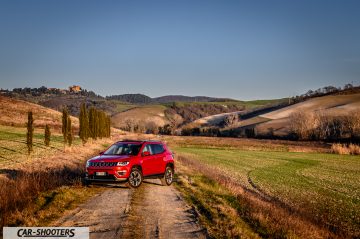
left=0, top=95, right=79, bottom=131
left=111, top=105, right=169, bottom=129
left=236, top=93, right=360, bottom=137
left=107, top=93, right=237, bottom=104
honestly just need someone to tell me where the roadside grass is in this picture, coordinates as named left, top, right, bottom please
left=173, top=146, right=360, bottom=238
left=0, top=125, right=123, bottom=231
left=175, top=162, right=261, bottom=239
left=8, top=185, right=104, bottom=226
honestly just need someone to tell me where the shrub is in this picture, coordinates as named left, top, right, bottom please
left=349, top=144, right=360, bottom=155
left=331, top=144, right=350, bottom=155
left=331, top=143, right=360, bottom=155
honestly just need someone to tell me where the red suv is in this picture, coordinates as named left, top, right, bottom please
left=85, top=140, right=174, bottom=188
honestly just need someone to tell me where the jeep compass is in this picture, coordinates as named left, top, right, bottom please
left=85, top=140, right=174, bottom=188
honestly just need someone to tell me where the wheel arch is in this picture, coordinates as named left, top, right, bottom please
left=132, top=165, right=143, bottom=173
left=166, top=162, right=174, bottom=171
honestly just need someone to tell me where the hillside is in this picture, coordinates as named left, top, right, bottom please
left=107, top=93, right=237, bottom=104
left=111, top=105, right=169, bottom=129
left=0, top=95, right=79, bottom=130
left=153, top=95, right=235, bottom=103
left=236, top=93, right=360, bottom=137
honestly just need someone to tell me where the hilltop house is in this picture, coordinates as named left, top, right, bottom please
left=69, top=85, right=82, bottom=93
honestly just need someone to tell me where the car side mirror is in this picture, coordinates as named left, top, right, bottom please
left=142, top=151, right=150, bottom=157
left=99, top=151, right=104, bottom=155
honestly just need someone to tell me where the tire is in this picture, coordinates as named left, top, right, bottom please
left=128, top=168, right=143, bottom=188
left=161, top=166, right=174, bottom=186
left=82, top=178, right=91, bottom=187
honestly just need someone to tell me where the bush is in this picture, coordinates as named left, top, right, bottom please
left=331, top=143, right=360, bottom=155
left=331, top=144, right=350, bottom=155
left=290, top=110, right=360, bottom=141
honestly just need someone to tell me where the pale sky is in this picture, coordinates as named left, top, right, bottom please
left=0, top=0, right=359, bottom=100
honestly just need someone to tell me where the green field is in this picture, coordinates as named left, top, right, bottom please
left=175, top=146, right=360, bottom=236
left=0, top=125, right=82, bottom=167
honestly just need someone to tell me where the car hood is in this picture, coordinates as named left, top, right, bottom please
left=89, top=155, right=133, bottom=162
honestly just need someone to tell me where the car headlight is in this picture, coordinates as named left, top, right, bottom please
left=117, top=161, right=129, bottom=166
left=86, top=161, right=91, bottom=167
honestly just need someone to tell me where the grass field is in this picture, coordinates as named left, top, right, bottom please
left=174, top=144, right=360, bottom=238
left=0, top=125, right=82, bottom=168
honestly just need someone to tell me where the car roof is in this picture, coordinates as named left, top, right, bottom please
left=115, top=140, right=163, bottom=144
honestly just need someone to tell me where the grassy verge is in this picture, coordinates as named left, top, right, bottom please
left=173, top=145, right=360, bottom=238
left=7, top=185, right=104, bottom=226
left=175, top=162, right=261, bottom=238
left=0, top=125, right=122, bottom=231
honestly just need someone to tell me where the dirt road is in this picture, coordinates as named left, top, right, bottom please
left=53, top=179, right=207, bottom=239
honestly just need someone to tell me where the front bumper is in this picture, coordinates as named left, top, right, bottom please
left=85, top=173, right=128, bottom=183
left=86, top=166, right=130, bottom=182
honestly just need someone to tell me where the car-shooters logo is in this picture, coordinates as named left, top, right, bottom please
left=3, top=227, right=89, bottom=239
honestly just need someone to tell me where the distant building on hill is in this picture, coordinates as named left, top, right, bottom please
left=60, top=89, right=67, bottom=94
left=69, top=85, right=82, bottom=93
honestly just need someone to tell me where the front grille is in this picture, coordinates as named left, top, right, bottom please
left=90, top=162, right=117, bottom=167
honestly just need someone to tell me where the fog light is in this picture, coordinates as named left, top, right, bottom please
left=117, top=170, right=127, bottom=176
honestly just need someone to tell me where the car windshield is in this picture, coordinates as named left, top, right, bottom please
left=103, top=143, right=141, bottom=156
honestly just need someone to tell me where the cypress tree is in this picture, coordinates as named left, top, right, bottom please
left=44, top=124, right=51, bottom=146
left=26, top=111, right=34, bottom=154
left=89, top=107, right=96, bottom=139
left=62, top=107, right=68, bottom=144
left=107, top=115, right=111, bottom=137
left=79, top=103, right=89, bottom=144
left=67, top=116, right=72, bottom=146
left=94, top=109, right=99, bottom=138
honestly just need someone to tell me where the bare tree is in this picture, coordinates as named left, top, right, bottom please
left=289, top=111, right=320, bottom=140
left=145, top=121, right=159, bottom=134
left=124, top=119, right=135, bottom=132
left=224, top=113, right=238, bottom=127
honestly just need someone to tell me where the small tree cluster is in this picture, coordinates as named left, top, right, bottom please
left=290, top=110, right=360, bottom=141
left=159, top=124, right=174, bottom=135
left=80, top=104, right=110, bottom=141
left=181, top=127, right=220, bottom=137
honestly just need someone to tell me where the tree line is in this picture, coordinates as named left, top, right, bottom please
left=26, top=103, right=111, bottom=154
left=78, top=103, right=111, bottom=143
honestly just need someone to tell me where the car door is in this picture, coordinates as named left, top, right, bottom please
left=141, top=144, right=157, bottom=176
left=149, top=144, right=166, bottom=174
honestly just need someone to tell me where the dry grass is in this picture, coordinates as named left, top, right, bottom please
left=0, top=127, right=126, bottom=230
left=0, top=95, right=79, bottom=132
left=111, top=105, right=168, bottom=129
left=8, top=185, right=104, bottom=227
left=162, top=135, right=330, bottom=153
left=332, top=143, right=360, bottom=155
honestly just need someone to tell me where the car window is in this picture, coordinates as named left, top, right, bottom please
left=150, top=144, right=165, bottom=155
left=104, top=143, right=141, bottom=156
left=142, top=145, right=153, bottom=155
